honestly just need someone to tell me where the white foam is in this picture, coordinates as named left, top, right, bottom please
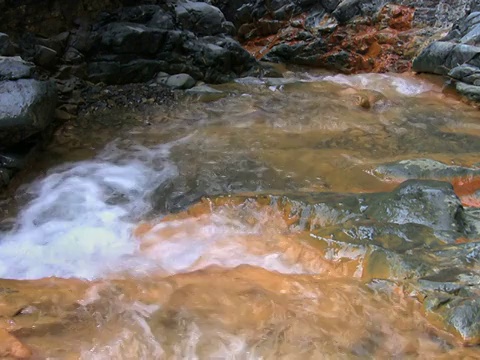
left=321, top=73, right=435, bottom=96
left=0, top=140, right=179, bottom=280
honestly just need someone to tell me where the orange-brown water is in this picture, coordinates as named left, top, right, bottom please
left=1, top=71, right=480, bottom=358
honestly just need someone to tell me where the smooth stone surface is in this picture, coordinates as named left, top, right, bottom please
left=0, top=56, right=34, bottom=81
left=0, top=79, right=57, bottom=148
left=165, top=73, right=196, bottom=89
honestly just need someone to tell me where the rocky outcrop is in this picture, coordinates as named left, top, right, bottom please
left=413, top=4, right=480, bottom=103
left=212, top=0, right=474, bottom=74
left=0, top=53, right=57, bottom=187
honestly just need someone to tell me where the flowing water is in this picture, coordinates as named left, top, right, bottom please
left=1, top=71, right=480, bottom=358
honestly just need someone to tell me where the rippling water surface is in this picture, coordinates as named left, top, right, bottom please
left=1, top=71, right=480, bottom=358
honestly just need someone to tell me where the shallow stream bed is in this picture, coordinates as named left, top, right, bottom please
left=1, top=71, right=480, bottom=358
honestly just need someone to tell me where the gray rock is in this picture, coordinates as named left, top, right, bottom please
left=175, top=1, right=228, bottom=36
left=365, top=180, right=464, bottom=233
left=448, top=64, right=480, bottom=81
left=99, top=22, right=165, bottom=54
left=148, top=9, right=176, bottom=30
left=412, top=41, right=456, bottom=75
left=0, top=33, right=15, bottom=56
left=456, top=81, right=480, bottom=101
left=0, top=79, right=57, bottom=148
left=88, top=59, right=165, bottom=84
left=36, top=32, right=70, bottom=54
left=165, top=73, right=196, bottom=89
left=375, top=158, right=480, bottom=180
left=34, top=45, right=57, bottom=68
left=186, top=84, right=226, bottom=101
left=0, top=56, right=34, bottom=81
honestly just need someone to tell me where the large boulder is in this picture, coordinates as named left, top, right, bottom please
left=175, top=2, right=233, bottom=36
left=0, top=79, right=57, bottom=148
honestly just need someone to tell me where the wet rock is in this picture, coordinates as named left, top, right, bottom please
left=164, top=74, right=196, bottom=90
left=375, top=159, right=480, bottom=180
left=456, top=81, right=480, bottom=102
left=185, top=84, right=226, bottom=101
left=412, top=41, right=456, bottom=75
left=365, top=180, right=464, bottom=234
left=175, top=1, right=232, bottom=36
left=0, top=79, right=57, bottom=149
left=0, top=56, right=34, bottom=81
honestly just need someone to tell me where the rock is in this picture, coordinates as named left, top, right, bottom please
left=0, top=32, right=15, bottom=56
left=165, top=73, right=196, bottom=89
left=375, top=159, right=480, bottom=180
left=88, top=59, right=165, bottom=84
left=63, top=47, right=84, bottom=65
left=36, top=31, right=69, bottom=54
left=185, top=84, right=226, bottom=101
left=175, top=1, right=230, bottom=36
left=456, top=81, right=480, bottom=102
left=0, top=79, right=57, bottom=148
left=98, top=22, right=165, bottom=55
left=365, top=180, right=464, bottom=234
left=34, top=44, right=57, bottom=68
left=148, top=8, right=176, bottom=30
left=448, top=64, right=480, bottom=82
left=412, top=41, right=456, bottom=75
left=0, top=56, right=34, bottom=81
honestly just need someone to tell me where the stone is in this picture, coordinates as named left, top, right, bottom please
left=88, top=60, right=165, bottom=84
left=148, top=9, right=176, bottom=30
left=412, top=41, right=456, bottom=75
left=0, top=32, right=15, bottom=56
left=185, top=84, right=226, bottom=101
left=165, top=73, right=196, bottom=89
left=456, top=81, right=480, bottom=102
left=364, top=180, right=464, bottom=233
left=0, top=79, right=57, bottom=148
left=0, top=56, right=34, bottom=81
left=36, top=31, right=70, bottom=54
left=34, top=45, right=58, bottom=68
left=448, top=64, right=480, bottom=82
left=175, top=1, right=228, bottom=36
left=375, top=158, right=480, bottom=180
left=99, top=22, right=165, bottom=55
left=63, top=47, right=84, bottom=65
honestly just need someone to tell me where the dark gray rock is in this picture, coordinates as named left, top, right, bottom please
left=98, top=22, right=165, bottom=55
left=34, top=45, right=58, bottom=68
left=412, top=41, right=456, bottom=75
left=148, top=8, right=176, bottom=30
left=0, top=79, right=57, bottom=148
left=0, top=56, right=34, bottom=81
left=364, top=180, right=464, bottom=233
left=449, top=64, right=480, bottom=81
left=0, top=32, right=15, bottom=56
left=175, top=1, right=229, bottom=36
left=456, top=81, right=480, bottom=101
left=88, top=59, right=165, bottom=84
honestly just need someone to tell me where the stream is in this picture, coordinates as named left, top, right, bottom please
left=1, top=70, right=480, bottom=358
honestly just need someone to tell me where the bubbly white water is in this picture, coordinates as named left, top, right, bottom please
left=322, top=73, right=436, bottom=96
left=0, top=140, right=180, bottom=279
left=0, top=136, right=306, bottom=280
